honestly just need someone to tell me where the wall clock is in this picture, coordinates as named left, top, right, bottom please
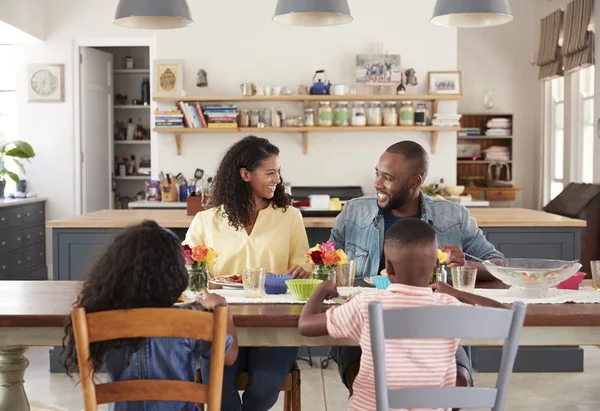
left=28, top=64, right=64, bottom=102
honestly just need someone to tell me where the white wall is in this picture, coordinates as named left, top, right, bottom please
left=458, top=1, right=539, bottom=209
left=155, top=0, right=458, bottom=193
left=0, top=0, right=45, bottom=41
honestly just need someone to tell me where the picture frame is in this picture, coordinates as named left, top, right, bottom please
left=153, top=59, right=184, bottom=97
left=355, top=54, right=402, bottom=84
left=428, top=71, right=462, bottom=95
left=28, top=64, right=65, bottom=102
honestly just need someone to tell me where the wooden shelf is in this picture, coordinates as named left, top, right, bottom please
left=114, top=69, right=150, bottom=74
left=153, top=94, right=461, bottom=103
left=114, top=176, right=149, bottom=181
left=457, top=160, right=512, bottom=164
left=154, top=126, right=459, bottom=156
left=115, top=105, right=151, bottom=110
left=114, top=140, right=150, bottom=145
left=458, top=136, right=513, bottom=139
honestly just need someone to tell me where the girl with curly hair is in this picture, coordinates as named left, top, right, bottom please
left=183, top=135, right=310, bottom=410
left=62, top=220, right=238, bottom=410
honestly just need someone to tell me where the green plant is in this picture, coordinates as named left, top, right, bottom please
left=0, top=141, right=35, bottom=183
left=421, top=183, right=440, bottom=197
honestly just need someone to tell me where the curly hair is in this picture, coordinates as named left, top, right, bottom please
left=61, top=220, right=188, bottom=377
left=212, top=135, right=290, bottom=230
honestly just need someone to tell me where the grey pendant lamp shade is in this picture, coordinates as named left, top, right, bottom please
left=114, top=0, right=193, bottom=29
left=431, top=0, right=513, bottom=28
left=273, top=0, right=352, bottom=26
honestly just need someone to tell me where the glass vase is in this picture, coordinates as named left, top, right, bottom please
left=430, top=265, right=448, bottom=285
left=312, top=264, right=336, bottom=282
left=188, top=264, right=209, bottom=292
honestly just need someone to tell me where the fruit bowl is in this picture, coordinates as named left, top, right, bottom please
left=285, top=279, right=323, bottom=301
left=445, top=185, right=465, bottom=196
left=484, top=258, right=581, bottom=297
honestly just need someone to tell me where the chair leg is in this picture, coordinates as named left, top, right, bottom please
left=291, top=368, right=301, bottom=411
left=297, top=347, right=313, bottom=367
left=283, top=390, right=292, bottom=411
left=320, top=348, right=333, bottom=369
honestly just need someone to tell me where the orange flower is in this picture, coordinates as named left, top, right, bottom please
left=192, top=246, right=208, bottom=262
left=321, top=250, right=341, bottom=266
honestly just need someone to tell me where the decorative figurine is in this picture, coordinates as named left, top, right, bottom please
left=196, top=69, right=208, bottom=87
left=405, top=68, right=418, bottom=86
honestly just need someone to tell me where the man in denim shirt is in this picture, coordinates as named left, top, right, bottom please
left=329, top=141, right=505, bottom=398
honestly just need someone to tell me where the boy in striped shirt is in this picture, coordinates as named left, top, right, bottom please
left=299, top=219, right=504, bottom=411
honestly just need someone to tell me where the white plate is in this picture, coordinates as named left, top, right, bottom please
left=363, top=277, right=375, bottom=286
left=209, top=276, right=244, bottom=289
left=174, top=295, right=195, bottom=307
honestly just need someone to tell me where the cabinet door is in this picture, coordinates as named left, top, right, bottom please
left=23, top=203, right=45, bottom=225
left=483, top=228, right=580, bottom=260
left=54, top=229, right=117, bottom=280
left=0, top=206, right=24, bottom=230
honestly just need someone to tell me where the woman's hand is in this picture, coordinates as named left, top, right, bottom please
left=196, top=290, right=228, bottom=311
left=444, top=246, right=466, bottom=268
left=287, top=265, right=310, bottom=279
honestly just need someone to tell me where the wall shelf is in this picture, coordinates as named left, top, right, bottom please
left=153, top=126, right=459, bottom=156
left=153, top=94, right=461, bottom=103
left=115, top=105, right=151, bottom=110
left=114, top=176, right=149, bottom=180
left=457, top=160, right=513, bottom=164
left=114, top=140, right=151, bottom=145
left=114, top=69, right=150, bottom=74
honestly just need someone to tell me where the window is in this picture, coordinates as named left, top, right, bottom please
left=0, top=44, right=17, bottom=142
left=549, top=76, right=565, bottom=200
left=578, top=66, right=594, bottom=183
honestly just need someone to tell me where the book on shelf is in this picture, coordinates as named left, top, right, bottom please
left=155, top=121, right=184, bottom=127
left=207, top=123, right=239, bottom=129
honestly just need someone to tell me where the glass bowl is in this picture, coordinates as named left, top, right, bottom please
left=484, top=258, right=581, bottom=297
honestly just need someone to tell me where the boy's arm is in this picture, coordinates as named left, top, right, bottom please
left=298, top=281, right=339, bottom=337
left=432, top=282, right=506, bottom=309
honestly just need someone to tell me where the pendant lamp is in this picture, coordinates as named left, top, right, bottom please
left=431, top=0, right=513, bottom=28
left=114, top=0, right=193, bottom=30
left=273, top=0, right=352, bottom=26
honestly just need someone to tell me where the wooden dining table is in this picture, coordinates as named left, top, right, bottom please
left=2, top=280, right=600, bottom=410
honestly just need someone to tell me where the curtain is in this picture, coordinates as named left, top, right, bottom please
left=562, top=0, right=595, bottom=73
left=537, top=9, right=564, bottom=80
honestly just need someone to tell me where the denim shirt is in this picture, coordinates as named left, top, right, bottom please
left=105, top=307, right=233, bottom=411
left=329, top=193, right=505, bottom=278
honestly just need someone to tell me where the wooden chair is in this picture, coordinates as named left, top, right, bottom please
left=71, top=305, right=229, bottom=411
left=368, top=301, right=527, bottom=411
left=196, top=362, right=301, bottom=411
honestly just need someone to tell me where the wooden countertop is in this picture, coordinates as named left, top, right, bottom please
left=46, top=208, right=586, bottom=229
left=1, top=281, right=599, bottom=328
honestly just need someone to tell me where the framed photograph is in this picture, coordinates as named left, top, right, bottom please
left=355, top=54, right=402, bottom=84
left=28, top=64, right=64, bottom=102
left=153, top=59, right=184, bottom=97
left=428, top=71, right=462, bottom=94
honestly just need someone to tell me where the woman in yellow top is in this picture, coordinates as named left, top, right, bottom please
left=184, top=136, right=309, bottom=411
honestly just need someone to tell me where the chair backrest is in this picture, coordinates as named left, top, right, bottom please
left=71, top=306, right=228, bottom=411
left=368, top=301, right=526, bottom=411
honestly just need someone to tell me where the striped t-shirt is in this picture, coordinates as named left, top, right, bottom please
left=326, top=283, right=465, bottom=411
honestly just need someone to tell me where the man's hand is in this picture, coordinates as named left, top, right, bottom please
left=196, top=290, right=228, bottom=311
left=287, top=265, right=310, bottom=279
left=444, top=246, right=465, bottom=268
left=314, top=280, right=339, bottom=300
left=431, top=281, right=458, bottom=297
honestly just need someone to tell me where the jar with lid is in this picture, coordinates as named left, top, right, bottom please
left=334, top=102, right=349, bottom=126
left=399, top=101, right=415, bottom=126
left=318, top=102, right=333, bottom=127
left=367, top=102, right=382, bottom=126
left=351, top=102, right=366, bottom=126
left=250, top=109, right=260, bottom=127
left=304, top=108, right=315, bottom=126
left=383, top=102, right=398, bottom=126
left=294, top=116, right=304, bottom=127
left=239, top=109, right=250, bottom=127
left=414, top=103, right=429, bottom=126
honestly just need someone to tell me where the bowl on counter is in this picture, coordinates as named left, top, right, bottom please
left=484, top=258, right=582, bottom=298
left=285, top=279, right=323, bottom=301
left=445, top=185, right=465, bottom=196
left=265, top=274, right=293, bottom=295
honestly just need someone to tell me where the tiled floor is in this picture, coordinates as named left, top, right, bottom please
left=25, top=346, right=600, bottom=411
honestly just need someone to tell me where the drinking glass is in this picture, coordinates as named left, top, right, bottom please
left=451, top=266, right=478, bottom=293
left=336, top=260, right=357, bottom=287
left=591, top=261, right=600, bottom=291
left=243, top=268, right=266, bottom=298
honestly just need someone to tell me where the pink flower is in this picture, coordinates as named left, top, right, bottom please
left=183, top=244, right=194, bottom=266
left=320, top=241, right=336, bottom=252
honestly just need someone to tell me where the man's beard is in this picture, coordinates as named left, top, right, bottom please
left=378, top=187, right=413, bottom=212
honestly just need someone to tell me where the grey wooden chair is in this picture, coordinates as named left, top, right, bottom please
left=368, top=301, right=527, bottom=411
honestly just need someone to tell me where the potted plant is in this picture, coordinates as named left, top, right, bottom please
left=306, top=241, right=348, bottom=282
left=183, top=244, right=219, bottom=292
left=0, top=140, right=35, bottom=198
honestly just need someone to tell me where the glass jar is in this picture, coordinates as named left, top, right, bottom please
left=367, top=102, right=382, bottom=126
left=415, top=103, right=429, bottom=126
left=430, top=265, right=448, bottom=285
left=188, top=264, right=209, bottom=292
left=312, top=264, right=336, bottom=282
left=383, top=102, right=398, bottom=126
left=334, top=102, right=349, bottom=126
left=399, top=101, right=415, bottom=126
left=250, top=110, right=260, bottom=127
left=304, top=108, right=315, bottom=126
left=294, top=116, right=304, bottom=127
left=318, top=102, right=333, bottom=127
left=351, top=102, right=366, bottom=126
left=239, top=109, right=250, bottom=127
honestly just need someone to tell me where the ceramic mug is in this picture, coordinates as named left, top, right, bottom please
left=281, top=86, right=293, bottom=95
left=272, top=86, right=281, bottom=96
left=332, top=84, right=349, bottom=95
left=264, top=85, right=272, bottom=96
left=240, top=83, right=255, bottom=96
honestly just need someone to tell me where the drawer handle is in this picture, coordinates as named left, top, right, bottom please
left=1, top=217, right=4, bottom=222
left=1, top=265, right=5, bottom=270
left=39, top=232, right=43, bottom=236
left=27, top=257, right=31, bottom=261
left=17, top=260, right=21, bottom=264
left=17, top=214, right=21, bottom=218
left=17, top=237, right=21, bottom=242
left=26, top=234, right=31, bottom=239
left=39, top=252, right=44, bottom=256
left=26, top=212, right=31, bottom=217
left=38, top=210, right=42, bottom=214
left=1, top=241, right=5, bottom=246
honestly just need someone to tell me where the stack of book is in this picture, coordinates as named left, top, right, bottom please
left=458, top=128, right=481, bottom=137
left=432, top=114, right=462, bottom=128
left=177, top=102, right=206, bottom=128
left=155, top=104, right=184, bottom=128
left=486, top=118, right=512, bottom=136
left=484, top=146, right=511, bottom=161
left=204, top=105, right=238, bottom=129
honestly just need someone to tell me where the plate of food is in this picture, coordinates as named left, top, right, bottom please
left=363, top=269, right=387, bottom=287
left=209, top=274, right=244, bottom=289
left=174, top=294, right=195, bottom=307
left=333, top=290, right=362, bottom=304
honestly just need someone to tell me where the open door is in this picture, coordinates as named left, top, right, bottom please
left=80, top=47, right=113, bottom=213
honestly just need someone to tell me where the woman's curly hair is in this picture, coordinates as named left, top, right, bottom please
left=61, top=220, right=188, bottom=376
left=212, top=135, right=290, bottom=230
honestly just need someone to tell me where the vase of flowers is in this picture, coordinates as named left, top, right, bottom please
left=431, top=248, right=451, bottom=284
left=183, top=244, right=219, bottom=292
left=306, top=241, right=348, bottom=282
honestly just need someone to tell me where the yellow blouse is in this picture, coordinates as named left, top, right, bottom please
left=183, top=205, right=310, bottom=276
